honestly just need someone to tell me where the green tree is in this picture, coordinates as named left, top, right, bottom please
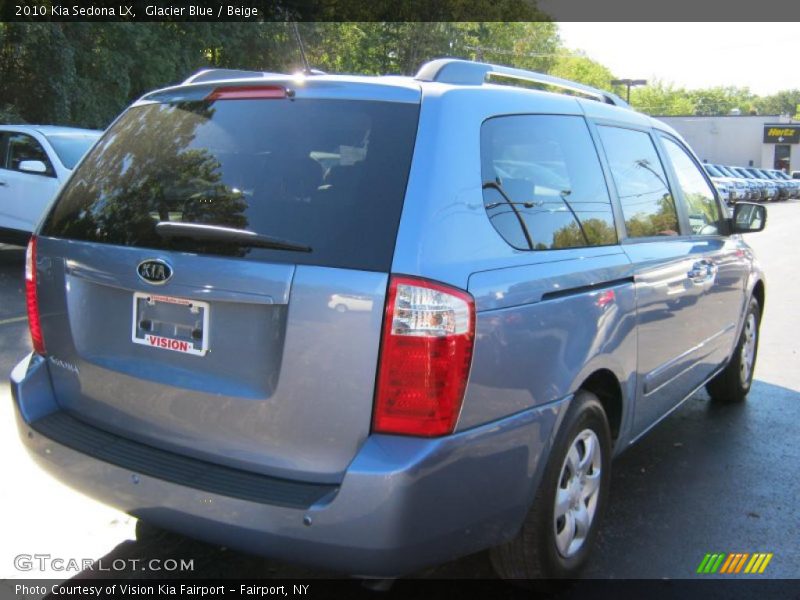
left=462, top=22, right=560, bottom=74
left=754, top=89, right=800, bottom=116
left=9, top=20, right=793, bottom=128
left=0, top=23, right=77, bottom=124
left=299, top=22, right=560, bottom=76
left=688, top=86, right=754, bottom=116
left=0, top=21, right=561, bottom=127
left=629, top=81, right=695, bottom=116
left=549, top=50, right=616, bottom=91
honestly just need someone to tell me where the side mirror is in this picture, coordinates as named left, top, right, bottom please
left=18, top=160, right=48, bottom=175
left=732, top=202, right=766, bottom=234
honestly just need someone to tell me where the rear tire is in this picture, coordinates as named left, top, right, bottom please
left=490, top=390, right=612, bottom=580
left=706, top=296, right=760, bottom=403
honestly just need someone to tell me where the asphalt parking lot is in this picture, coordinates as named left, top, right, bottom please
left=1, top=202, right=798, bottom=586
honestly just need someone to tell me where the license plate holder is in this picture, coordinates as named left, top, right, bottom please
left=131, top=292, right=209, bottom=356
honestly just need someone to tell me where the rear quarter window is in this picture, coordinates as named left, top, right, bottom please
left=42, top=97, right=419, bottom=272
left=480, top=115, right=618, bottom=251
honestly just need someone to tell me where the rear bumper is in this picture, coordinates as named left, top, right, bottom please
left=11, top=354, right=567, bottom=576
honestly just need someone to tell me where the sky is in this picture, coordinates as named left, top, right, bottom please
left=558, top=23, right=797, bottom=96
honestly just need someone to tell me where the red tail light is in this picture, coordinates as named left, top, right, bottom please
left=25, top=236, right=45, bottom=355
left=373, top=276, right=475, bottom=437
left=206, top=85, right=287, bottom=101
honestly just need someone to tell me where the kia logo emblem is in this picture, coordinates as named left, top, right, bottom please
left=137, top=259, right=173, bottom=285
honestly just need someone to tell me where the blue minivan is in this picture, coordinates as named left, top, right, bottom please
left=11, top=59, right=767, bottom=579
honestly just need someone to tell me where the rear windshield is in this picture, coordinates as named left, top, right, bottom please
left=44, top=132, right=100, bottom=169
left=42, top=97, right=419, bottom=271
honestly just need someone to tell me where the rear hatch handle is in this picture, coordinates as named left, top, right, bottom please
left=155, top=222, right=312, bottom=253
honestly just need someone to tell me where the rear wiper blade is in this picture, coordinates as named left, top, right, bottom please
left=155, top=222, right=312, bottom=253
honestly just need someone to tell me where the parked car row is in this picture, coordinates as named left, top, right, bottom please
left=704, top=162, right=799, bottom=204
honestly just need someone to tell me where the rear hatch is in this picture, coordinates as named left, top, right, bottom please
left=35, top=79, right=420, bottom=482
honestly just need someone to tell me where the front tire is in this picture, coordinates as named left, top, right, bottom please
left=706, top=296, right=761, bottom=403
left=490, top=390, right=612, bottom=580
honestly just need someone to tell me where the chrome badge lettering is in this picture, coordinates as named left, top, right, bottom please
left=137, top=259, right=173, bottom=285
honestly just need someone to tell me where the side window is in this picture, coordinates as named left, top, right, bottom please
left=6, top=133, right=54, bottom=176
left=661, top=137, right=721, bottom=236
left=480, top=115, right=617, bottom=251
left=598, top=126, right=680, bottom=238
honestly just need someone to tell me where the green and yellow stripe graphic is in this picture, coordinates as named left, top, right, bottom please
left=696, top=552, right=773, bottom=574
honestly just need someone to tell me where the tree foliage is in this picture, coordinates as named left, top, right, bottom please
left=627, top=80, right=778, bottom=117
left=1, top=21, right=798, bottom=128
left=753, top=89, right=800, bottom=117
left=0, top=22, right=559, bottom=128
left=549, top=50, right=616, bottom=92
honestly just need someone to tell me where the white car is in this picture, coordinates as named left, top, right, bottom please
left=0, top=125, right=101, bottom=245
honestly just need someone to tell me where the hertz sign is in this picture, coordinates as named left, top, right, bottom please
left=763, top=125, right=800, bottom=144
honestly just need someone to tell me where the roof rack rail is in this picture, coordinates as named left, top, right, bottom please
left=182, top=68, right=286, bottom=85
left=414, top=58, right=628, bottom=107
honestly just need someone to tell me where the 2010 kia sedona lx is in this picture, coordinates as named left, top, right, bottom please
left=11, top=59, right=767, bottom=579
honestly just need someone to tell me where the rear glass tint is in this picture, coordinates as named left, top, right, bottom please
left=42, top=98, right=419, bottom=271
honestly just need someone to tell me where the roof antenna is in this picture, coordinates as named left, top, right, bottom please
left=291, top=22, right=312, bottom=75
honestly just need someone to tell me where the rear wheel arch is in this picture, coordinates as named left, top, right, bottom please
left=577, top=369, right=623, bottom=445
left=572, top=361, right=626, bottom=445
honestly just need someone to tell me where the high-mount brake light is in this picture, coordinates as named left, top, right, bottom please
left=206, top=86, right=288, bottom=101
left=25, top=236, right=46, bottom=355
left=373, top=275, right=475, bottom=437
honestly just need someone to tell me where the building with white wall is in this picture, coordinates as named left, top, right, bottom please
left=658, top=114, right=799, bottom=172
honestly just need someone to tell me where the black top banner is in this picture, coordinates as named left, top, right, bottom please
left=2, top=0, right=800, bottom=22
